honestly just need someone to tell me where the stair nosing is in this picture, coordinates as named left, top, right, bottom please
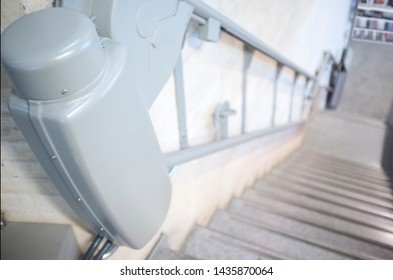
left=285, top=159, right=393, bottom=188
left=210, top=210, right=359, bottom=260
left=279, top=162, right=393, bottom=194
left=226, top=203, right=385, bottom=260
left=297, top=150, right=386, bottom=172
left=266, top=173, right=393, bottom=211
left=251, top=185, right=393, bottom=233
left=184, top=226, right=287, bottom=260
left=292, top=153, right=389, bottom=179
left=243, top=188, right=393, bottom=247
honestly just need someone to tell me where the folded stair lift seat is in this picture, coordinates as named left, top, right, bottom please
left=1, top=2, right=192, bottom=249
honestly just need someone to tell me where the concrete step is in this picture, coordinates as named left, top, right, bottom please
left=148, top=247, right=188, bottom=260
left=266, top=172, right=393, bottom=212
left=253, top=182, right=393, bottom=232
left=286, top=156, right=392, bottom=189
left=147, top=235, right=193, bottom=260
left=208, top=211, right=354, bottom=259
left=298, top=149, right=386, bottom=170
left=242, top=188, right=393, bottom=248
left=276, top=163, right=393, bottom=197
left=293, top=151, right=389, bottom=179
left=260, top=176, right=393, bottom=223
left=183, top=227, right=285, bottom=260
left=175, top=150, right=393, bottom=260
left=228, top=198, right=393, bottom=259
left=284, top=153, right=392, bottom=185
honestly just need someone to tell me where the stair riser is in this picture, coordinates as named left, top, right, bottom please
left=258, top=178, right=393, bottom=223
left=228, top=199, right=393, bottom=259
left=209, top=212, right=354, bottom=260
left=279, top=160, right=392, bottom=191
left=284, top=158, right=392, bottom=188
left=266, top=172, right=393, bottom=209
left=243, top=189, right=393, bottom=248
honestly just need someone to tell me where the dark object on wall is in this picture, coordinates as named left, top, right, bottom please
left=326, top=48, right=352, bottom=109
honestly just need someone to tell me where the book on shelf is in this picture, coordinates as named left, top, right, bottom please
left=359, top=0, right=393, bottom=7
left=352, top=28, right=393, bottom=42
left=353, top=0, right=393, bottom=43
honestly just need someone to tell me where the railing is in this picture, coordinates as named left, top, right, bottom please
left=164, top=0, right=328, bottom=171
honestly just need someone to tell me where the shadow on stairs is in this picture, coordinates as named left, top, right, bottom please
left=149, top=150, right=393, bottom=260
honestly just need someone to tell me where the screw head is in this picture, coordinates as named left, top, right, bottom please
left=61, top=89, right=68, bottom=95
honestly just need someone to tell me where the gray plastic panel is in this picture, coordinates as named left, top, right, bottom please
left=1, top=8, right=106, bottom=101
left=3, top=8, right=171, bottom=249
left=1, top=222, right=80, bottom=260
left=91, top=0, right=193, bottom=108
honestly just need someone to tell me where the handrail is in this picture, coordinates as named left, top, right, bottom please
left=184, top=0, right=316, bottom=80
left=162, top=1, right=335, bottom=169
left=165, top=121, right=305, bottom=168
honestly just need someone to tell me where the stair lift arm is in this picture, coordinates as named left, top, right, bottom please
left=62, top=0, right=194, bottom=108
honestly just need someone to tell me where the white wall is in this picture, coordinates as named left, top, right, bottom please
left=1, top=0, right=351, bottom=259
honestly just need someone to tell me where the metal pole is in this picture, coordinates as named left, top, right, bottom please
left=272, top=63, right=282, bottom=127
left=174, top=53, right=189, bottom=149
left=289, top=72, right=299, bottom=123
left=241, top=45, right=254, bottom=134
left=94, top=239, right=113, bottom=260
left=83, top=235, right=103, bottom=260
left=301, top=78, right=310, bottom=119
left=165, top=121, right=305, bottom=167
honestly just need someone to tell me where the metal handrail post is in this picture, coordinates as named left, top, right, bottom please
left=289, top=72, right=299, bottom=123
left=174, top=53, right=189, bottom=149
left=272, top=63, right=283, bottom=127
left=241, top=45, right=255, bottom=134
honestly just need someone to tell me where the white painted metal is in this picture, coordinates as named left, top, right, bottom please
left=198, top=17, right=221, bottom=42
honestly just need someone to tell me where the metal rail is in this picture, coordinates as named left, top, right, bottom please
left=184, top=0, right=316, bottom=80
left=163, top=0, right=335, bottom=169
left=165, top=121, right=305, bottom=168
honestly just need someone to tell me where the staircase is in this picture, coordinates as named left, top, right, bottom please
left=150, top=149, right=393, bottom=260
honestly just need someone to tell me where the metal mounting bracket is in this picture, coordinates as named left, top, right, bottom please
left=213, top=101, right=237, bottom=140
left=198, top=17, right=221, bottom=42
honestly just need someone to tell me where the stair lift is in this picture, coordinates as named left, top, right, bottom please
left=1, top=0, right=195, bottom=255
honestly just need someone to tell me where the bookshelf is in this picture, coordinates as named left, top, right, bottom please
left=352, top=0, right=393, bottom=44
